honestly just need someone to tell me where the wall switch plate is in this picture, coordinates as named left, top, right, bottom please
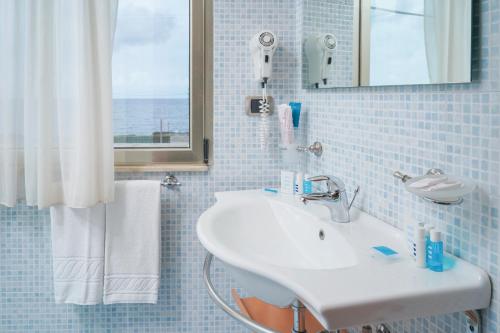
left=245, top=96, right=274, bottom=116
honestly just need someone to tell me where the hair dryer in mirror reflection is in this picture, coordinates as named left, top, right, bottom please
left=249, top=31, right=279, bottom=150
left=305, top=33, right=337, bottom=88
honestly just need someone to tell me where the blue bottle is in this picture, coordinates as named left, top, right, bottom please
left=289, top=102, right=302, bottom=128
left=427, top=230, right=444, bottom=272
left=303, top=174, right=313, bottom=194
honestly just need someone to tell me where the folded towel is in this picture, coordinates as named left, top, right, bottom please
left=103, top=181, right=161, bottom=304
left=50, top=205, right=105, bottom=305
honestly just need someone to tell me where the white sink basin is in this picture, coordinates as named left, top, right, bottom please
left=197, top=190, right=491, bottom=330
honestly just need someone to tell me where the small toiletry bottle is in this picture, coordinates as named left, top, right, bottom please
left=303, top=174, right=313, bottom=194
left=289, top=102, right=302, bottom=128
left=415, top=227, right=427, bottom=268
left=427, top=230, right=444, bottom=272
left=289, top=102, right=302, bottom=143
left=280, top=170, right=295, bottom=194
left=295, top=172, right=304, bottom=195
left=424, top=224, right=434, bottom=239
left=424, top=224, right=434, bottom=264
left=404, top=215, right=423, bottom=258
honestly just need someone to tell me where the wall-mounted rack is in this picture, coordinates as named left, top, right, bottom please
left=393, top=169, right=476, bottom=205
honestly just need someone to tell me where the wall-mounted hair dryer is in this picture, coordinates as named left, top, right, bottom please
left=250, top=31, right=278, bottom=87
left=305, top=33, right=337, bottom=88
left=249, top=31, right=278, bottom=151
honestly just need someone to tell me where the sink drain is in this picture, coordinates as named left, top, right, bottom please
left=319, top=230, right=325, bottom=240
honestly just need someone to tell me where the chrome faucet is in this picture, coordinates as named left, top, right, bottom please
left=300, top=175, right=359, bottom=223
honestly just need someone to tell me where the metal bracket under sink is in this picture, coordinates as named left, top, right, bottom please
left=203, top=253, right=331, bottom=333
left=465, top=310, right=481, bottom=333
left=203, top=253, right=280, bottom=333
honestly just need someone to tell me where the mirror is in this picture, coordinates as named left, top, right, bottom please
left=301, top=0, right=360, bottom=88
left=301, top=0, right=472, bottom=88
left=360, top=0, right=472, bottom=86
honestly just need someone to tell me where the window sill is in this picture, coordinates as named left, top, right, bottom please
left=114, top=163, right=209, bottom=173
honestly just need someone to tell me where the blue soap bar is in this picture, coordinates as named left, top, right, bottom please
left=372, top=246, right=398, bottom=256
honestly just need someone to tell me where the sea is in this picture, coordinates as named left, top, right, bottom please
left=112, top=98, right=189, bottom=136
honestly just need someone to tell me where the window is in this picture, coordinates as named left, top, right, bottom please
left=113, top=0, right=212, bottom=167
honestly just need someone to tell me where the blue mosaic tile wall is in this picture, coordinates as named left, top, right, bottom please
left=1, top=0, right=499, bottom=332
left=298, top=0, right=500, bottom=332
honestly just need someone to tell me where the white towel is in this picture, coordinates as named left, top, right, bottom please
left=50, top=205, right=105, bottom=305
left=103, top=181, right=161, bottom=304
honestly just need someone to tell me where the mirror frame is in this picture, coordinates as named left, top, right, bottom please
left=359, top=0, right=371, bottom=86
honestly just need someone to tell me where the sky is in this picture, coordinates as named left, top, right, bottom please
left=112, top=0, right=190, bottom=99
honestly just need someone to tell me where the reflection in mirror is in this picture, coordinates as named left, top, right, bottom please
left=301, top=0, right=360, bottom=89
left=361, top=0, right=472, bottom=86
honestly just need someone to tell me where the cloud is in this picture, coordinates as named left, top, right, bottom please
left=114, top=1, right=176, bottom=50
left=112, top=0, right=190, bottom=98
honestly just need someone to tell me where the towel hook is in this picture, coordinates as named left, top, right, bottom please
left=161, top=175, right=181, bottom=188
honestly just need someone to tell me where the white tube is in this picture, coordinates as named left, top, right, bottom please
left=416, top=227, right=427, bottom=268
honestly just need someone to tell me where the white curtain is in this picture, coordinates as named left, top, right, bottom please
left=424, top=0, right=471, bottom=83
left=0, top=0, right=119, bottom=208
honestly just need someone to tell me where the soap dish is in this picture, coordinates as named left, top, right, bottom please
left=393, top=169, right=476, bottom=205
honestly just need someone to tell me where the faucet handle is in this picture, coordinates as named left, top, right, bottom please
left=307, top=175, right=343, bottom=193
left=307, top=175, right=331, bottom=182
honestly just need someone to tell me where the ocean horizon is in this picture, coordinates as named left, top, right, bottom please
left=112, top=98, right=189, bottom=137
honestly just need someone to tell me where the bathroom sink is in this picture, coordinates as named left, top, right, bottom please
left=197, top=190, right=491, bottom=330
